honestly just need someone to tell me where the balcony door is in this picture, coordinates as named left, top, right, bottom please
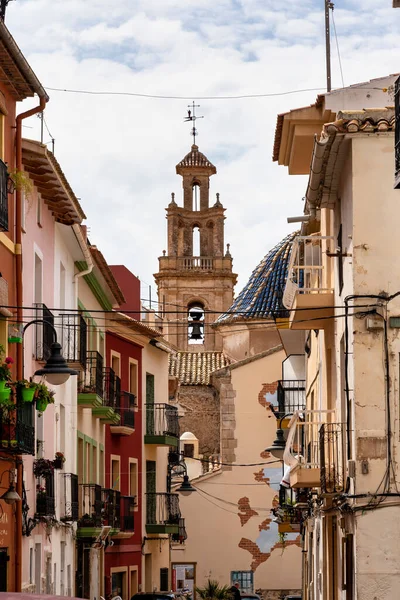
left=146, top=373, right=155, bottom=435
left=146, top=461, right=156, bottom=524
left=0, top=548, right=7, bottom=591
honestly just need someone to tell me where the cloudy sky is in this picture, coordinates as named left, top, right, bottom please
left=7, top=0, right=400, bottom=303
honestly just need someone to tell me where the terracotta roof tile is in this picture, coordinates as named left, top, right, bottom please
left=176, top=145, right=216, bottom=173
left=324, top=108, right=395, bottom=135
left=169, top=351, right=230, bottom=385
left=217, top=231, right=298, bottom=324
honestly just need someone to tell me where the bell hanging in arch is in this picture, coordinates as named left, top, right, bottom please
left=189, top=311, right=204, bottom=340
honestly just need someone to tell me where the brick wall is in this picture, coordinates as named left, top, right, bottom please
left=178, top=384, right=220, bottom=454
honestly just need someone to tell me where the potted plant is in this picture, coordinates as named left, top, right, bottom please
left=17, top=379, right=37, bottom=403
left=0, top=346, right=13, bottom=404
left=35, top=384, right=55, bottom=413
left=0, top=398, right=16, bottom=448
left=33, top=458, right=54, bottom=478
left=53, top=451, right=65, bottom=469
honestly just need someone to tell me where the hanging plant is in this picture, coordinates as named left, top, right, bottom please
left=53, top=451, right=65, bottom=469
left=33, top=458, right=54, bottom=478
left=17, top=380, right=37, bottom=403
left=35, top=384, right=55, bottom=413
left=9, top=168, right=34, bottom=201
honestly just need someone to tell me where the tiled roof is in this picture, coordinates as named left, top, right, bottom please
left=216, top=231, right=298, bottom=324
left=176, top=145, right=216, bottom=173
left=169, top=351, right=230, bottom=385
left=324, top=109, right=394, bottom=135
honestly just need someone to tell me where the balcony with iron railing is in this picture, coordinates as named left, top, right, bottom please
left=77, top=483, right=103, bottom=538
left=282, top=235, right=334, bottom=329
left=320, top=423, right=345, bottom=495
left=144, top=403, right=179, bottom=447
left=283, top=411, right=334, bottom=489
left=273, top=486, right=308, bottom=534
left=33, top=303, right=55, bottom=361
left=110, top=391, right=136, bottom=436
left=0, top=159, right=9, bottom=232
left=60, top=473, right=79, bottom=522
left=101, top=488, right=120, bottom=531
left=35, top=471, right=55, bottom=518
left=172, top=517, right=187, bottom=544
left=91, top=367, right=121, bottom=424
left=110, top=495, right=136, bottom=539
left=0, top=401, right=35, bottom=455
left=271, top=380, right=306, bottom=419
left=146, top=492, right=181, bottom=534
left=59, top=313, right=87, bottom=368
left=395, top=76, right=400, bottom=189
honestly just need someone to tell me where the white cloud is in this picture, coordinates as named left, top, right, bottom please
left=6, top=0, right=400, bottom=301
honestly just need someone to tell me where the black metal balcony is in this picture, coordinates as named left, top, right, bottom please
left=77, top=483, right=103, bottom=534
left=78, top=351, right=104, bottom=406
left=145, top=403, right=179, bottom=447
left=146, top=492, right=180, bottom=534
left=120, top=495, right=136, bottom=532
left=101, top=488, right=120, bottom=529
left=271, top=380, right=306, bottom=418
left=60, top=473, right=79, bottom=522
left=34, top=303, right=55, bottom=361
left=111, top=392, right=136, bottom=435
left=320, top=423, right=345, bottom=494
left=0, top=402, right=34, bottom=454
left=103, top=368, right=121, bottom=409
left=0, top=159, right=8, bottom=232
left=395, top=76, right=400, bottom=189
left=35, top=471, right=55, bottom=518
left=172, top=517, right=187, bottom=544
left=60, top=313, right=87, bottom=368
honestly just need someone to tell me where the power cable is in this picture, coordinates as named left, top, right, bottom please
left=330, top=4, right=345, bottom=88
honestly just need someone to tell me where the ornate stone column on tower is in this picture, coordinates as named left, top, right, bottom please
left=154, top=144, right=237, bottom=351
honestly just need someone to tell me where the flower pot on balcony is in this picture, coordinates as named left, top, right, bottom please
left=21, top=387, right=36, bottom=403
left=36, top=398, right=48, bottom=413
left=53, top=457, right=64, bottom=469
left=0, top=387, right=11, bottom=405
left=0, top=380, right=8, bottom=392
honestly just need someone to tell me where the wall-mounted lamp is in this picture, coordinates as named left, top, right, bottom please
left=0, top=469, right=21, bottom=505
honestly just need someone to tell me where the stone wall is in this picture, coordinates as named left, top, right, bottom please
left=177, top=384, right=220, bottom=455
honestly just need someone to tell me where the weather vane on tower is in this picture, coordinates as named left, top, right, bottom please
left=184, top=101, right=204, bottom=146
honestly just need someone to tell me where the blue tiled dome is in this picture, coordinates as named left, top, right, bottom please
left=216, top=231, right=298, bottom=323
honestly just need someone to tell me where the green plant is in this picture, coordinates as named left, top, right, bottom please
left=54, top=451, right=65, bottom=463
left=33, top=458, right=54, bottom=477
left=196, top=580, right=232, bottom=600
left=0, top=346, right=13, bottom=381
left=278, top=531, right=287, bottom=555
left=36, top=383, right=55, bottom=404
left=9, top=168, right=34, bottom=200
left=17, top=379, right=37, bottom=390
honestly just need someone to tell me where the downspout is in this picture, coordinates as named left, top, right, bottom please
left=72, top=223, right=94, bottom=304
left=304, top=133, right=333, bottom=220
left=15, top=94, right=48, bottom=593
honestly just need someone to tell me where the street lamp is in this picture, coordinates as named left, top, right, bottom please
left=0, top=470, right=21, bottom=505
left=22, top=320, right=78, bottom=384
left=168, top=452, right=196, bottom=496
left=265, top=413, right=293, bottom=460
left=176, top=474, right=196, bottom=496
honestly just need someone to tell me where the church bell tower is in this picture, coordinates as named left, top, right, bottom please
left=154, top=144, right=237, bottom=351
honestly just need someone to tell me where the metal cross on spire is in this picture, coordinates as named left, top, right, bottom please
left=184, top=101, right=204, bottom=145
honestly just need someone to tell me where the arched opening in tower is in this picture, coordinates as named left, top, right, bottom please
left=188, top=302, right=205, bottom=345
left=192, top=183, right=200, bottom=211
left=192, top=225, right=200, bottom=257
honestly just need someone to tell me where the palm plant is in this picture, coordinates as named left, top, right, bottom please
left=196, top=580, right=233, bottom=600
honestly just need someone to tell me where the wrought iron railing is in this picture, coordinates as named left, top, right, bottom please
left=283, top=236, right=334, bottom=310
left=60, top=473, right=79, bottom=522
left=35, top=471, right=55, bottom=517
left=395, top=76, right=400, bottom=189
left=0, top=159, right=8, bottom=232
left=101, top=488, right=120, bottom=528
left=146, top=492, right=181, bottom=526
left=320, top=423, right=345, bottom=494
left=271, top=380, right=306, bottom=418
left=78, top=483, right=102, bottom=528
left=120, top=495, right=136, bottom=531
left=145, top=403, right=179, bottom=438
left=60, top=313, right=87, bottom=367
left=103, top=368, right=121, bottom=409
left=172, top=517, right=187, bottom=543
left=79, top=351, right=104, bottom=397
left=118, top=392, right=136, bottom=428
left=0, top=403, right=35, bottom=454
left=34, top=303, right=55, bottom=361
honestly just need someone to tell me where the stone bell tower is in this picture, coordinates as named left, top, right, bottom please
left=154, top=144, right=237, bottom=351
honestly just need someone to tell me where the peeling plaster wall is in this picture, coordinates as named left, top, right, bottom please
left=172, top=348, right=302, bottom=590
left=177, top=385, right=220, bottom=455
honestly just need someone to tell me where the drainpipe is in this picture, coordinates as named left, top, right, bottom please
left=72, top=223, right=94, bottom=304
left=15, top=94, right=48, bottom=593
